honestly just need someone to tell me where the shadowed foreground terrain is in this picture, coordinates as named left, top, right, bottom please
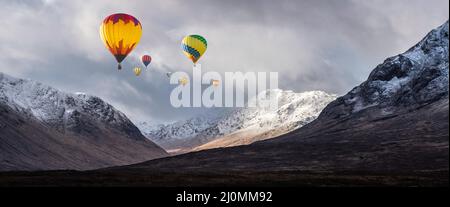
left=0, top=170, right=447, bottom=187
left=0, top=98, right=447, bottom=187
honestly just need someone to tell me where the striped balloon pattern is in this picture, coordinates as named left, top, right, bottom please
left=142, top=55, right=152, bottom=67
left=181, top=35, right=207, bottom=64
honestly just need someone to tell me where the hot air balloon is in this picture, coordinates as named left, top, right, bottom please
left=211, top=79, right=220, bottom=87
left=142, top=55, right=151, bottom=68
left=100, top=13, right=142, bottom=70
left=181, top=35, right=207, bottom=65
left=134, top=67, right=142, bottom=76
left=179, top=76, right=189, bottom=86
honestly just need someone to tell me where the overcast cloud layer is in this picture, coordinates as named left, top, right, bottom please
left=0, top=0, right=448, bottom=123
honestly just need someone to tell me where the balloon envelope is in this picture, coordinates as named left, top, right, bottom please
left=134, top=67, right=142, bottom=76
left=181, top=35, right=207, bottom=64
left=211, top=79, right=220, bottom=86
left=179, top=77, right=188, bottom=86
left=100, top=13, right=142, bottom=70
left=142, top=55, right=151, bottom=67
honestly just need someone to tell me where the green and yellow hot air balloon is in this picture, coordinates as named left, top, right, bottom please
left=181, top=35, right=207, bottom=65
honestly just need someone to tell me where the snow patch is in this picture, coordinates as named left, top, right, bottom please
left=380, top=76, right=410, bottom=96
left=0, top=72, right=130, bottom=128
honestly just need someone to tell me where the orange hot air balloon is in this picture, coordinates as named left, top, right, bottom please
left=100, top=13, right=142, bottom=70
left=211, top=79, right=220, bottom=87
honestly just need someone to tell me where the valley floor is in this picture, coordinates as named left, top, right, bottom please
left=0, top=170, right=447, bottom=187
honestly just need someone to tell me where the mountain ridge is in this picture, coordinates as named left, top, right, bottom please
left=0, top=72, right=168, bottom=171
left=319, top=20, right=448, bottom=121
left=138, top=90, right=337, bottom=151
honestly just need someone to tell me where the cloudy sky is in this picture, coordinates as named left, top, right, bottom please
left=0, top=0, right=448, bottom=123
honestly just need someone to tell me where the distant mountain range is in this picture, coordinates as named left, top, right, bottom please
left=138, top=90, right=337, bottom=153
left=0, top=73, right=167, bottom=171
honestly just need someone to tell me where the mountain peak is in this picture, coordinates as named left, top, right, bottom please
left=1, top=72, right=168, bottom=171
left=0, top=72, right=143, bottom=140
left=138, top=89, right=337, bottom=151
left=321, top=21, right=449, bottom=119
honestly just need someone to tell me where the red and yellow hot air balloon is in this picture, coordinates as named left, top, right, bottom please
left=100, top=13, right=142, bottom=70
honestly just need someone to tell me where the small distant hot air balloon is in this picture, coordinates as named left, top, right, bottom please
left=100, top=13, right=142, bottom=70
left=178, top=76, right=189, bottom=86
left=181, top=35, right=207, bottom=65
left=134, top=67, right=142, bottom=76
left=211, top=79, right=220, bottom=87
left=142, top=55, right=152, bottom=68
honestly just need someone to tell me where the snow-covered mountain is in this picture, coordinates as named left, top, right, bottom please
left=0, top=73, right=167, bottom=171
left=140, top=117, right=216, bottom=140
left=0, top=73, right=140, bottom=137
left=321, top=20, right=448, bottom=120
left=138, top=90, right=337, bottom=151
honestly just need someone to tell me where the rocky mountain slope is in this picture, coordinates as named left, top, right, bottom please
left=321, top=20, right=448, bottom=120
left=138, top=90, right=337, bottom=152
left=0, top=73, right=168, bottom=171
